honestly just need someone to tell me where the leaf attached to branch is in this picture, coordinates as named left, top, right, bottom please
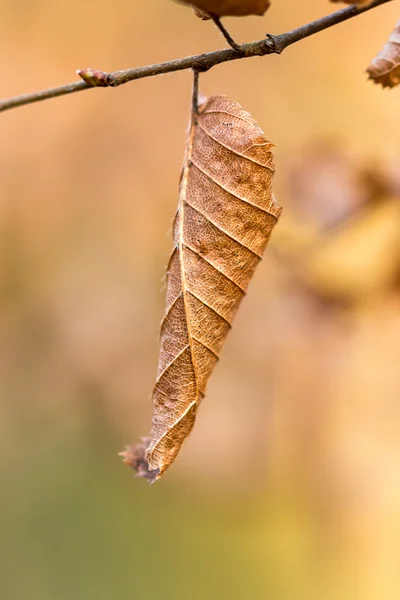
left=121, top=95, right=281, bottom=482
left=176, top=0, right=271, bottom=19
left=367, top=21, right=400, bottom=88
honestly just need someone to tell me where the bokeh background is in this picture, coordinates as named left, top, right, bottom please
left=1, top=1, right=400, bottom=599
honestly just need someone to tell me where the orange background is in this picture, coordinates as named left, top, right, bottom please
left=1, top=1, right=400, bottom=599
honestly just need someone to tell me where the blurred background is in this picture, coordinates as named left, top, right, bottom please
left=1, top=1, right=400, bottom=598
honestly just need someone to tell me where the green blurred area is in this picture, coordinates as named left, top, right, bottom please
left=2, top=1, right=400, bottom=599
left=1, top=426, right=318, bottom=600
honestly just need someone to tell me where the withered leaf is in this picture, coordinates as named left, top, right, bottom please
left=121, top=95, right=281, bottom=482
left=176, top=0, right=271, bottom=19
left=367, top=21, right=400, bottom=88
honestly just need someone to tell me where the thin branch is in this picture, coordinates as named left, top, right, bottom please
left=0, top=0, right=393, bottom=114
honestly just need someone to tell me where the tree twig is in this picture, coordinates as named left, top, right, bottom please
left=0, top=0, right=393, bottom=114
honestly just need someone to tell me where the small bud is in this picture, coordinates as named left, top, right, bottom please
left=77, top=69, right=112, bottom=87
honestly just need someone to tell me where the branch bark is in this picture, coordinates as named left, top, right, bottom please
left=0, top=0, right=393, bottom=114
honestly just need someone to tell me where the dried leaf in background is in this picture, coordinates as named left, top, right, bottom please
left=304, top=199, right=400, bottom=301
left=176, top=0, right=271, bottom=19
left=121, top=95, right=281, bottom=481
left=367, top=20, right=400, bottom=88
left=273, top=143, right=400, bottom=304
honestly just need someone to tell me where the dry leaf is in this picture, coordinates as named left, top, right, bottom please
left=367, top=21, right=400, bottom=88
left=121, top=95, right=281, bottom=482
left=176, top=0, right=271, bottom=19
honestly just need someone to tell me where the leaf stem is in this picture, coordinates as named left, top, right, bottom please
left=211, top=15, right=243, bottom=52
left=192, top=69, right=200, bottom=117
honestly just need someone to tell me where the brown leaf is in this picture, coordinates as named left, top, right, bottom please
left=176, top=0, right=271, bottom=19
left=367, top=21, right=400, bottom=88
left=122, top=95, right=281, bottom=481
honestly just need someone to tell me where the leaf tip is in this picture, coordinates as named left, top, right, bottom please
left=119, top=438, right=160, bottom=484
